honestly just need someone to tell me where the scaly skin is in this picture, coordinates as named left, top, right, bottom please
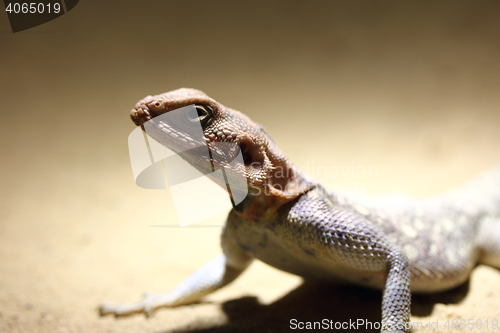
left=100, top=88, right=500, bottom=333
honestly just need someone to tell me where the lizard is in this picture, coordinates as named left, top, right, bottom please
left=99, top=88, right=500, bottom=333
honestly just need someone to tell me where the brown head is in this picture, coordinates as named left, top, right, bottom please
left=131, top=88, right=311, bottom=209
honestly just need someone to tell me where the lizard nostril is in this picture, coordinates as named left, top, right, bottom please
left=147, top=101, right=164, bottom=112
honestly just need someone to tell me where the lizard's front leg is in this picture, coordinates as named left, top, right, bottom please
left=99, top=226, right=253, bottom=317
left=280, top=190, right=412, bottom=333
left=381, top=251, right=411, bottom=333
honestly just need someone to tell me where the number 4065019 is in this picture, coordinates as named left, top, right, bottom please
left=5, top=2, right=61, bottom=14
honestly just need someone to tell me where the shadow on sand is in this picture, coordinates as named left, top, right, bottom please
left=160, top=279, right=470, bottom=333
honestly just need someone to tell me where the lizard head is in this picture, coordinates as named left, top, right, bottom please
left=130, top=88, right=310, bottom=208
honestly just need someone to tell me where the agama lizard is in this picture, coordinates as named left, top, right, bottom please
left=100, top=88, right=500, bottom=333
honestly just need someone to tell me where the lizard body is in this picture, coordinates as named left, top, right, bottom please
left=100, top=88, right=500, bottom=333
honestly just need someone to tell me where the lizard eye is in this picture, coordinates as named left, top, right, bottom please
left=187, top=105, right=212, bottom=125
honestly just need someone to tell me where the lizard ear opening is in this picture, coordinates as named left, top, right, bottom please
left=239, top=141, right=264, bottom=167
left=240, top=142, right=252, bottom=165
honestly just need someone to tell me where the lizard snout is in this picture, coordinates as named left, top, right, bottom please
left=130, top=106, right=152, bottom=126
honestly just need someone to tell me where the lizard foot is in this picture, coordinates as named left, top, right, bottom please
left=99, top=293, right=171, bottom=318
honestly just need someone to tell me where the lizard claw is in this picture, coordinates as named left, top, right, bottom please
left=144, top=304, right=156, bottom=318
left=99, top=303, right=124, bottom=317
left=98, top=303, right=111, bottom=317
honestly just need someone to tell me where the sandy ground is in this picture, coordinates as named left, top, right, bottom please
left=1, top=1, right=500, bottom=332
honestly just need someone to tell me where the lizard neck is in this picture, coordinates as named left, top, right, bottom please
left=236, top=144, right=314, bottom=222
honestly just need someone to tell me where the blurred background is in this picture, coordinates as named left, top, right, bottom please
left=1, top=1, right=499, bottom=332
